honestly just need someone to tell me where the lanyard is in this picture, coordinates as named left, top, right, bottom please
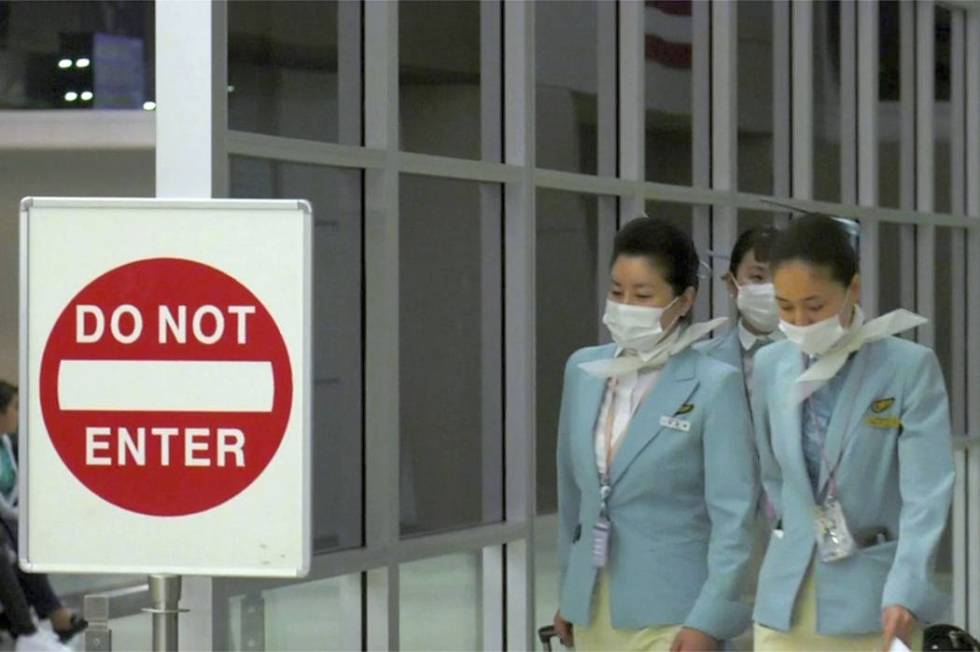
left=810, top=352, right=868, bottom=502
left=599, top=378, right=632, bottom=517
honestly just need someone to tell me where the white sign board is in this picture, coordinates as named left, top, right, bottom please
left=20, top=198, right=311, bottom=577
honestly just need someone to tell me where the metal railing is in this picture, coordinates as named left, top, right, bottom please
left=79, top=583, right=149, bottom=651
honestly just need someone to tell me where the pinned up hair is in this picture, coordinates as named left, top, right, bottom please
left=729, top=226, right=779, bottom=275
left=612, top=217, right=700, bottom=296
left=768, top=214, right=858, bottom=286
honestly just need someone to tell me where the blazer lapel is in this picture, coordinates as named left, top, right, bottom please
left=774, top=351, right=816, bottom=506
left=817, top=344, right=875, bottom=495
left=573, top=348, right=613, bottom=488
left=609, top=351, right=699, bottom=486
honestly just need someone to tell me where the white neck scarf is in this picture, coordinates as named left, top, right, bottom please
left=789, top=307, right=927, bottom=404
left=579, top=317, right=728, bottom=378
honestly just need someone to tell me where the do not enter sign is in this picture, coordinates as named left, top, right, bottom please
left=21, top=198, right=310, bottom=577
left=39, top=258, right=292, bottom=516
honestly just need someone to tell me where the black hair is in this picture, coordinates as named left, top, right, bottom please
left=612, top=217, right=700, bottom=295
left=0, top=381, right=16, bottom=415
left=769, top=214, right=858, bottom=286
left=729, top=225, right=779, bottom=275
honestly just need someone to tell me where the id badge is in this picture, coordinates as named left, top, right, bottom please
left=813, top=497, right=857, bottom=562
left=591, top=516, right=611, bottom=568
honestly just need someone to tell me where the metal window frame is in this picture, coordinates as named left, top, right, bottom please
left=965, top=4, right=980, bottom=636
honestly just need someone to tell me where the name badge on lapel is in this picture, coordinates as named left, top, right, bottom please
left=866, top=415, right=902, bottom=429
left=660, top=415, right=691, bottom=432
left=867, top=397, right=901, bottom=429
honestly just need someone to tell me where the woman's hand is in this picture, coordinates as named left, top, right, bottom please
left=881, top=605, right=916, bottom=652
left=670, top=626, right=718, bottom=652
left=553, top=611, right=574, bottom=648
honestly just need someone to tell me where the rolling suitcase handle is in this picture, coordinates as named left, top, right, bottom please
left=538, top=624, right=560, bottom=651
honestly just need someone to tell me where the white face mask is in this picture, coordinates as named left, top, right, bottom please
left=778, top=303, right=853, bottom=357
left=734, top=281, right=779, bottom=333
left=602, top=297, right=679, bottom=353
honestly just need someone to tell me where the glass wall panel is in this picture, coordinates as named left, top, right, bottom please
left=645, top=200, right=695, bottom=240
left=400, top=1, right=487, bottom=161
left=400, top=553, right=481, bottom=651
left=535, top=1, right=599, bottom=175
left=878, top=0, right=902, bottom=209
left=645, top=0, right=695, bottom=186
left=400, top=176, right=503, bottom=536
left=934, top=228, right=954, bottom=414
left=535, top=190, right=604, bottom=514
left=813, top=0, right=841, bottom=202
left=877, top=223, right=907, bottom=314
left=534, top=514, right=560, bottom=652
left=0, top=0, right=154, bottom=110
left=933, top=210, right=955, bottom=624
left=934, top=6, right=953, bottom=215
left=228, top=1, right=356, bottom=143
left=226, top=575, right=359, bottom=651
left=230, top=157, right=363, bottom=553
left=737, top=1, right=774, bottom=194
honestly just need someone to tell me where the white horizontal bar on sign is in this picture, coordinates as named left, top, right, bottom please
left=58, top=360, right=274, bottom=412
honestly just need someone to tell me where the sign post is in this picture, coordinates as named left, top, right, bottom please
left=20, top=198, right=312, bottom=649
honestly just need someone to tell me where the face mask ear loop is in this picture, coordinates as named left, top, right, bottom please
left=661, top=293, right=690, bottom=338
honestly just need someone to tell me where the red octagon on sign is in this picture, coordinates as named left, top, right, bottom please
left=38, top=258, right=293, bottom=516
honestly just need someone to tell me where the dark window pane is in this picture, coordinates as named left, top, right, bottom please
left=934, top=6, right=952, bottom=214
left=535, top=190, right=603, bottom=514
left=399, top=1, right=488, bottom=161
left=878, top=0, right=902, bottom=209
left=646, top=1, right=696, bottom=185
left=646, top=201, right=695, bottom=241
left=814, top=1, right=841, bottom=202
left=0, top=1, right=154, bottom=110
left=536, top=1, right=599, bottom=175
left=228, top=1, right=358, bottom=143
left=738, top=1, right=774, bottom=195
left=399, top=176, right=503, bottom=536
left=877, top=222, right=911, bottom=314
left=230, top=157, right=363, bottom=553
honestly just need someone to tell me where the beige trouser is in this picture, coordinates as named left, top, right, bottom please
left=574, top=571, right=683, bottom=652
left=754, top=568, right=923, bottom=652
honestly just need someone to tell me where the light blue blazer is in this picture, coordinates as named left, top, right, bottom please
left=751, top=337, right=955, bottom=635
left=556, top=344, right=758, bottom=640
left=695, top=327, right=743, bottom=374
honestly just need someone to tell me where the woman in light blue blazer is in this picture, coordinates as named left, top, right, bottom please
left=752, top=215, right=954, bottom=651
left=553, top=218, right=758, bottom=652
left=696, top=226, right=782, bottom=404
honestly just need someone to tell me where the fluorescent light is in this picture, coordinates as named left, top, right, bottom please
left=80, top=91, right=93, bottom=101
left=58, top=59, right=72, bottom=69
left=64, top=91, right=78, bottom=102
left=75, top=57, right=91, bottom=68
left=142, top=101, right=156, bottom=111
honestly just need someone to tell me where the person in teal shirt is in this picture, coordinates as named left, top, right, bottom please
left=0, top=382, right=87, bottom=651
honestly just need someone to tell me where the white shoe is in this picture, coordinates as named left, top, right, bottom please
left=14, top=630, right=69, bottom=652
